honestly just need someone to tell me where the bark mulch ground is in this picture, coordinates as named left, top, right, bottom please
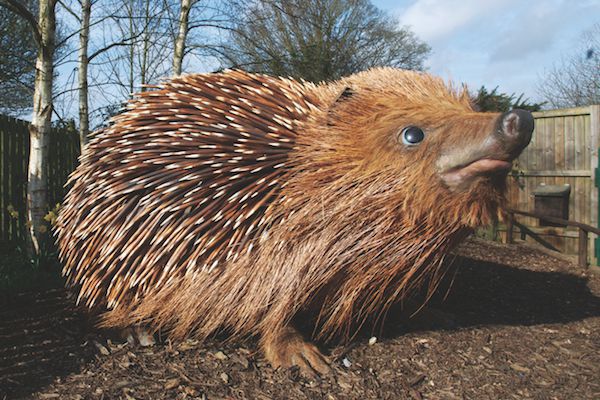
left=1, top=238, right=599, bottom=399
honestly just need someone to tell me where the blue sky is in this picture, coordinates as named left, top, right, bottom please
left=50, top=0, right=598, bottom=123
left=372, top=0, right=600, bottom=103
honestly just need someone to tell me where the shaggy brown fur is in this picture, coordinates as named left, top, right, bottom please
left=55, top=68, right=529, bottom=372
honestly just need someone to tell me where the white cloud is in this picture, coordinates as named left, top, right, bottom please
left=489, top=1, right=594, bottom=62
left=387, top=0, right=600, bottom=101
left=399, top=0, right=514, bottom=43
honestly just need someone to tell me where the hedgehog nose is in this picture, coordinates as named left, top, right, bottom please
left=498, top=109, right=534, bottom=156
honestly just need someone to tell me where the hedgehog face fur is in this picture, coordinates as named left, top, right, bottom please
left=56, top=68, right=532, bottom=373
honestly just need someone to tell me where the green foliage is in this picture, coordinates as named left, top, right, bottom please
left=0, top=0, right=69, bottom=116
left=218, top=0, right=430, bottom=83
left=472, top=86, right=545, bottom=113
left=0, top=203, right=63, bottom=299
left=0, top=246, right=63, bottom=300
left=93, top=102, right=127, bottom=130
left=0, top=0, right=37, bottom=114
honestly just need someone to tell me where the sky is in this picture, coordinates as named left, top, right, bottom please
left=372, top=0, right=600, bottom=103
left=47, top=0, right=599, bottom=123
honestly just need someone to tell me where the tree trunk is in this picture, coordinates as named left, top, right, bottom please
left=128, top=0, right=134, bottom=95
left=173, top=0, right=193, bottom=75
left=27, top=0, right=56, bottom=255
left=140, top=0, right=150, bottom=90
left=78, top=0, right=91, bottom=152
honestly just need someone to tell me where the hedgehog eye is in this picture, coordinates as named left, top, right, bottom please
left=399, top=126, right=425, bottom=146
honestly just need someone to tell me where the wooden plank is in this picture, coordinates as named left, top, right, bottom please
left=544, top=116, right=555, bottom=170
left=564, top=116, right=575, bottom=170
left=12, top=122, right=18, bottom=242
left=7, top=124, right=16, bottom=241
left=573, top=115, right=585, bottom=224
left=22, top=122, right=30, bottom=242
left=533, top=106, right=591, bottom=118
left=531, top=117, right=543, bottom=170
left=554, top=116, right=565, bottom=171
left=0, top=120, right=6, bottom=242
left=582, top=114, right=591, bottom=170
left=50, top=128, right=56, bottom=206
left=590, top=105, right=600, bottom=265
left=535, top=117, right=545, bottom=170
left=583, top=116, right=591, bottom=227
left=554, top=112, right=565, bottom=170
left=518, top=170, right=592, bottom=177
left=49, top=128, right=56, bottom=206
left=15, top=121, right=25, bottom=241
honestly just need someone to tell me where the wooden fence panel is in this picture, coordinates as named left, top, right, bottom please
left=0, top=115, right=80, bottom=244
left=505, top=105, right=600, bottom=263
left=3, top=106, right=600, bottom=261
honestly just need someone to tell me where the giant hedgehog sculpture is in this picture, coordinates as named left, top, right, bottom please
left=56, top=68, right=533, bottom=374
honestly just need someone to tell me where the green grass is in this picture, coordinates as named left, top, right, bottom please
left=0, top=244, right=64, bottom=299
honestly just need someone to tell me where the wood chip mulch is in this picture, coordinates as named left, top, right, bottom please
left=1, top=238, right=599, bottom=399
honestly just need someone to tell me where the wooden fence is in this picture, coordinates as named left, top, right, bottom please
left=0, top=115, right=80, bottom=244
left=505, top=105, right=600, bottom=263
left=2, top=106, right=600, bottom=258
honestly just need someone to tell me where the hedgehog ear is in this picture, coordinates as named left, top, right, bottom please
left=334, top=86, right=355, bottom=103
left=328, top=86, right=355, bottom=125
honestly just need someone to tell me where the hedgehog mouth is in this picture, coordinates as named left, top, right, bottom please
left=441, top=158, right=512, bottom=190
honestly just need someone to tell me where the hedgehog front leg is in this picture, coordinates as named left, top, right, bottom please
left=261, top=326, right=331, bottom=375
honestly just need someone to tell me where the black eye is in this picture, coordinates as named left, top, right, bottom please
left=400, top=126, right=425, bottom=146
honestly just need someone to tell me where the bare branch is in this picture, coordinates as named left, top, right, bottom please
left=0, top=0, right=42, bottom=45
left=57, top=0, right=81, bottom=21
left=88, top=30, right=146, bottom=62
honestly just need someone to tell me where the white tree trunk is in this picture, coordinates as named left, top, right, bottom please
left=27, top=0, right=56, bottom=255
left=78, top=0, right=91, bottom=152
left=173, top=0, right=193, bottom=75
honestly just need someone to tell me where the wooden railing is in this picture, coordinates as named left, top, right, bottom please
left=505, top=209, right=600, bottom=268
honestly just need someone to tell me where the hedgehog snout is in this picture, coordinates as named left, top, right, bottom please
left=495, top=109, right=534, bottom=160
left=437, top=110, right=534, bottom=191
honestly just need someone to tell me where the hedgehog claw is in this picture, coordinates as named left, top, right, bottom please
left=122, top=326, right=156, bottom=347
left=262, top=326, right=331, bottom=376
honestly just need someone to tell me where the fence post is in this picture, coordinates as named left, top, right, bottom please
left=579, top=228, right=588, bottom=269
left=506, top=212, right=514, bottom=244
left=592, top=105, right=600, bottom=266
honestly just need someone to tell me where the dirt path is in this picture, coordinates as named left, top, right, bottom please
left=1, top=238, right=599, bottom=399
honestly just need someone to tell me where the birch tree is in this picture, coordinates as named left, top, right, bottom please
left=0, top=0, right=57, bottom=255
left=173, top=0, right=195, bottom=75
left=78, top=0, right=91, bottom=150
left=94, top=0, right=173, bottom=100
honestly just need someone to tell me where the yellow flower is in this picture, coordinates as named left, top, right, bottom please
left=7, top=204, right=14, bottom=213
left=9, top=210, right=19, bottom=219
left=43, top=211, right=55, bottom=222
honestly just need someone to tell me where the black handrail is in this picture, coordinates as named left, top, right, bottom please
left=505, top=208, right=598, bottom=268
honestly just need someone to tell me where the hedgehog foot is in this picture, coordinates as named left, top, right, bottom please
left=262, top=326, right=331, bottom=376
left=122, top=326, right=156, bottom=347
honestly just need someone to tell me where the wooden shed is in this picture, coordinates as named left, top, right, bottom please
left=505, top=105, right=600, bottom=264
